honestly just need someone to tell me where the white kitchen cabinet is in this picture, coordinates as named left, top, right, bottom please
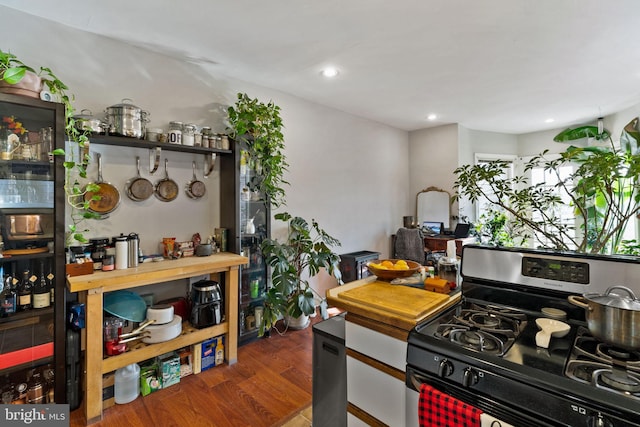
left=346, top=320, right=406, bottom=370
left=345, top=319, right=407, bottom=426
left=347, top=355, right=406, bottom=426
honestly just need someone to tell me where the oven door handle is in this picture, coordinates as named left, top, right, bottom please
left=409, top=371, right=431, bottom=391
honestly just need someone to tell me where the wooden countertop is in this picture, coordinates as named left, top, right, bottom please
left=67, top=252, right=248, bottom=293
left=326, top=276, right=461, bottom=333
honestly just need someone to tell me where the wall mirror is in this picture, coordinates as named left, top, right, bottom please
left=416, top=186, right=451, bottom=229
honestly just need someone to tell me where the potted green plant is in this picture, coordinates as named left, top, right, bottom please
left=454, top=117, right=640, bottom=254
left=259, top=212, right=343, bottom=336
left=226, top=92, right=289, bottom=208
left=1, top=48, right=98, bottom=245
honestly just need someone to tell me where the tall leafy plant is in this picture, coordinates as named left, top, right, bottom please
left=1, top=48, right=98, bottom=245
left=259, top=213, right=343, bottom=336
left=454, top=118, right=640, bottom=254
left=227, top=93, right=289, bottom=208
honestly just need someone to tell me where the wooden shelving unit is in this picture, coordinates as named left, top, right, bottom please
left=66, top=253, right=247, bottom=424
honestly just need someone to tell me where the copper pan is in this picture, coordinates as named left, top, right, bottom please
left=84, top=153, right=121, bottom=216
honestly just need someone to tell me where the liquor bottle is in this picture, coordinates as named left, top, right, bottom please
left=17, top=270, right=33, bottom=311
left=32, top=261, right=50, bottom=309
left=1, top=264, right=17, bottom=317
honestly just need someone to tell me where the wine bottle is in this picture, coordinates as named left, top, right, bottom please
left=17, top=270, right=33, bottom=311
left=47, top=259, right=55, bottom=305
left=1, top=264, right=17, bottom=316
left=33, top=261, right=50, bottom=309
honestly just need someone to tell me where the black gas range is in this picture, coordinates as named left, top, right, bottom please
left=406, top=245, right=640, bottom=427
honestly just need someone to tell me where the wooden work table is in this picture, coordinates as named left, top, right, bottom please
left=67, top=253, right=247, bottom=424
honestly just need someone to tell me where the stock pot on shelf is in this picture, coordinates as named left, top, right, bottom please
left=105, top=98, right=149, bottom=138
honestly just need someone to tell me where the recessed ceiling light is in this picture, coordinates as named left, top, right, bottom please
left=427, top=114, right=437, bottom=121
left=320, top=67, right=339, bottom=78
left=545, top=118, right=555, bottom=123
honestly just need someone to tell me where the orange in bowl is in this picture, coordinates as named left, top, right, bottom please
left=367, top=259, right=421, bottom=281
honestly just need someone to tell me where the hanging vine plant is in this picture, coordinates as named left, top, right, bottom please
left=227, top=92, right=289, bottom=208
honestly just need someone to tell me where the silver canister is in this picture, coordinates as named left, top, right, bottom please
left=168, top=121, right=183, bottom=145
left=127, top=233, right=139, bottom=268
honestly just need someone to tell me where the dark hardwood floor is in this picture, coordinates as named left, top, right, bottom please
left=70, top=315, right=323, bottom=427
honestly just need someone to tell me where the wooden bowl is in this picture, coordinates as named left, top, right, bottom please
left=366, top=259, right=422, bottom=281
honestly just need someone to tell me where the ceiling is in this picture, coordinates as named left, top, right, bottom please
left=3, top=0, right=640, bottom=134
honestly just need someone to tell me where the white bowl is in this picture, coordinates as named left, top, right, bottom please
left=535, top=318, right=570, bottom=348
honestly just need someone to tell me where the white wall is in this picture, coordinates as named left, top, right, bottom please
left=1, top=7, right=409, bottom=297
left=408, top=124, right=458, bottom=229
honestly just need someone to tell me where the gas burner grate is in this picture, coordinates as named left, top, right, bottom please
left=432, top=303, right=528, bottom=356
left=566, top=327, right=640, bottom=401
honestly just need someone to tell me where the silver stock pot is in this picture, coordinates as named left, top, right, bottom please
left=568, top=285, right=640, bottom=350
left=105, top=98, right=149, bottom=139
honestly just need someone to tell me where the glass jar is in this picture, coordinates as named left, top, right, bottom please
left=182, top=123, right=196, bottom=146
left=200, top=126, right=211, bottom=148
left=221, top=134, right=230, bottom=150
left=168, top=121, right=183, bottom=145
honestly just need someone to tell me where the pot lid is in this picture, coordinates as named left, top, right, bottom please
left=72, top=109, right=100, bottom=119
left=107, top=98, right=142, bottom=109
left=585, top=286, right=640, bottom=310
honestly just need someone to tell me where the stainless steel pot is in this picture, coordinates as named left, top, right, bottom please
left=568, top=285, right=640, bottom=350
left=105, top=98, right=149, bottom=139
left=72, top=109, right=106, bottom=134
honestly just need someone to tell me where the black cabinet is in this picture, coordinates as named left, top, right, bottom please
left=220, top=144, right=270, bottom=345
left=0, top=93, right=66, bottom=404
left=339, top=251, right=380, bottom=283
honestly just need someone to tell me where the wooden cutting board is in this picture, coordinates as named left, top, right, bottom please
left=339, top=281, right=450, bottom=320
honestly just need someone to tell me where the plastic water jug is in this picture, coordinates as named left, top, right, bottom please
left=114, top=363, right=140, bottom=404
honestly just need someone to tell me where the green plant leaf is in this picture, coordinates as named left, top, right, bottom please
left=2, top=67, right=27, bottom=84
left=553, top=125, right=610, bottom=142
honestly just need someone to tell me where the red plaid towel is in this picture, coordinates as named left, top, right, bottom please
left=419, top=383, right=483, bottom=427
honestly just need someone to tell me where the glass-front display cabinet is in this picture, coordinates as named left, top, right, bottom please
left=0, top=93, right=66, bottom=404
left=220, top=144, right=270, bottom=345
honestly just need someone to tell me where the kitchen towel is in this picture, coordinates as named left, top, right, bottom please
left=419, top=383, right=483, bottom=427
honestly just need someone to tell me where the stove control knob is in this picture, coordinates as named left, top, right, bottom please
left=462, top=368, right=479, bottom=387
left=587, top=413, right=613, bottom=427
left=437, top=359, right=454, bottom=377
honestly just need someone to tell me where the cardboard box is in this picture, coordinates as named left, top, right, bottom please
left=140, top=360, right=162, bottom=396
left=177, top=347, right=193, bottom=378
left=201, top=336, right=225, bottom=372
left=159, top=351, right=181, bottom=388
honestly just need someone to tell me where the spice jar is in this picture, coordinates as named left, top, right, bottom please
left=168, top=121, right=183, bottom=145
left=201, top=126, right=211, bottom=148
left=182, top=123, right=196, bottom=146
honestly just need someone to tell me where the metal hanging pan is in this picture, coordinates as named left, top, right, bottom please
left=83, top=153, right=121, bottom=215
left=155, top=159, right=179, bottom=202
left=186, top=161, right=206, bottom=199
left=126, top=156, right=154, bottom=201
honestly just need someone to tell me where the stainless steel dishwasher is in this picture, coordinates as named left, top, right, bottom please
left=312, top=313, right=346, bottom=427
